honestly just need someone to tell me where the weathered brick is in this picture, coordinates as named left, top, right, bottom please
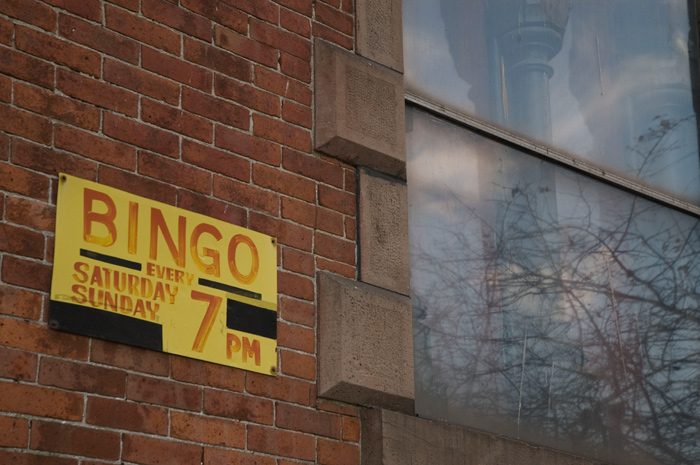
left=0, top=46, right=54, bottom=89
left=6, top=196, right=56, bottom=231
left=281, top=8, right=311, bottom=37
left=14, top=82, right=100, bottom=131
left=277, top=403, right=341, bottom=438
left=0, top=413, right=28, bottom=448
left=98, top=166, right=178, bottom=205
left=44, top=0, right=103, bottom=22
left=109, top=0, right=139, bottom=11
left=171, top=411, right=246, bottom=448
left=345, top=216, right=357, bottom=239
left=281, top=52, right=311, bottom=83
left=0, top=346, right=38, bottom=381
left=87, top=396, right=168, bottom=435
left=59, top=13, right=140, bottom=64
left=0, top=162, right=49, bottom=199
left=0, top=223, right=45, bottom=258
left=253, top=114, right=311, bottom=152
left=127, top=374, right=202, bottom=411
left=278, top=321, right=315, bottom=353
left=0, top=317, right=89, bottom=359
left=215, top=75, right=280, bottom=116
left=141, top=99, right=212, bottom=142
left=0, top=380, right=83, bottom=420
left=280, top=348, right=315, bottom=380
left=282, top=100, right=313, bottom=129
left=143, top=0, right=212, bottom=41
left=90, top=338, right=170, bottom=376
left=342, top=416, right=360, bottom=442
left=319, top=184, right=356, bottom=215
left=139, top=150, right=212, bottom=193
left=283, top=149, right=343, bottom=187
left=279, top=296, right=315, bottom=327
left=214, top=26, right=278, bottom=68
left=1, top=256, right=51, bottom=291
left=181, top=0, right=247, bottom=33
left=177, top=189, right=247, bottom=226
left=315, top=2, right=353, bottom=35
left=31, top=421, right=120, bottom=460
left=104, top=58, right=180, bottom=105
left=316, top=257, right=355, bottom=279
left=278, top=0, right=312, bottom=16
left=123, top=434, right=204, bottom=465
left=247, top=425, right=315, bottom=461
left=278, top=270, right=314, bottom=301
left=58, top=69, right=137, bottom=116
left=103, top=113, right=179, bottom=157
left=182, top=86, right=250, bottom=130
left=182, top=139, right=249, bottom=181
left=55, top=125, right=136, bottom=170
left=215, top=125, right=281, bottom=166
left=204, top=389, right=274, bottom=425
left=171, top=356, right=245, bottom=391
left=224, top=0, right=279, bottom=24
left=213, top=176, right=279, bottom=216
left=254, top=66, right=312, bottom=106
left=313, top=21, right=353, bottom=49
left=282, top=248, right=314, bottom=276
left=16, top=26, right=100, bottom=77
left=11, top=139, right=96, bottom=181
left=105, top=4, right=180, bottom=55
left=317, top=438, right=360, bottom=465
left=0, top=104, right=52, bottom=145
left=39, top=357, right=127, bottom=397
left=143, top=46, right=213, bottom=92
left=314, top=231, right=356, bottom=265
left=253, top=164, right=315, bottom=203
left=250, top=213, right=312, bottom=252
left=203, top=448, right=275, bottom=465
left=184, top=37, right=251, bottom=82
left=246, top=371, right=314, bottom=405
left=315, top=399, right=359, bottom=417
left=250, top=18, right=311, bottom=61
left=0, top=0, right=56, bottom=31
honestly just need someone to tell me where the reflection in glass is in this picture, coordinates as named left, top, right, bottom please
left=408, top=107, right=700, bottom=465
left=404, top=0, right=700, bottom=204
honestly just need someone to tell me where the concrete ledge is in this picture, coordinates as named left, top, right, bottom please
left=362, top=409, right=610, bottom=465
left=317, top=272, right=414, bottom=413
left=314, top=40, right=406, bottom=178
left=356, top=0, right=403, bottom=72
left=359, top=169, right=409, bottom=296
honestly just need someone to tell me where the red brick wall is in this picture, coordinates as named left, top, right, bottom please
left=0, top=0, right=360, bottom=463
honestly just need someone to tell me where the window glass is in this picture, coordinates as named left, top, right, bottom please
left=404, top=0, right=700, bottom=204
left=408, top=106, right=700, bottom=465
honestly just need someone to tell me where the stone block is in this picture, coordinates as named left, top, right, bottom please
left=356, top=0, right=403, bottom=72
left=314, top=40, right=406, bottom=178
left=362, top=409, right=609, bottom=465
left=359, top=169, right=409, bottom=296
left=317, top=272, right=414, bottom=413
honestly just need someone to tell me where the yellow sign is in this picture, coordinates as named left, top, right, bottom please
left=50, top=174, right=278, bottom=375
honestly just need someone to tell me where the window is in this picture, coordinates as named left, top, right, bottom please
left=405, top=1, right=700, bottom=464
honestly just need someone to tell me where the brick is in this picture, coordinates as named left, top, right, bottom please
left=98, top=166, right=178, bottom=205
left=45, top=235, right=55, bottom=263
left=143, top=46, right=213, bottom=92
left=141, top=100, right=212, bottom=143
left=320, top=0, right=341, bottom=8
left=55, top=125, right=136, bottom=170
left=105, top=58, right=180, bottom=105
left=278, top=0, right=312, bottom=16
left=182, top=87, right=249, bottom=130
left=342, top=416, right=360, bottom=442
left=316, top=257, right=355, bottom=279
left=0, top=162, right=49, bottom=200
left=12, top=139, right=98, bottom=183
left=0, top=414, right=28, bottom=448
left=345, top=216, right=356, bottom=239
left=317, top=438, right=359, bottom=465
left=277, top=403, right=341, bottom=438
left=253, top=114, right=311, bottom=152
left=281, top=8, right=311, bottom=38
left=313, top=21, right=353, bottom=50
left=0, top=17, right=13, bottom=45
left=87, top=396, right=168, bottom=434
left=280, top=349, right=315, bottom=380
left=143, top=0, right=212, bottom=41
left=250, top=18, right=311, bottom=61
left=59, top=13, right=140, bottom=64
left=109, top=0, right=139, bottom=11
left=281, top=52, right=311, bottom=83
left=184, top=37, right=251, bottom=82
left=280, top=197, right=314, bottom=228
left=345, top=168, right=356, bottom=191
left=14, top=83, right=100, bottom=131
left=125, top=435, right=203, bottom=465
left=44, top=0, right=102, bottom=22
left=127, top=374, right=202, bottom=411
left=103, top=113, right=179, bottom=157
left=2, top=256, right=51, bottom=291
left=342, top=0, right=353, bottom=13
left=171, top=411, right=246, bottom=448
left=57, top=69, right=138, bottom=117
left=215, top=75, right=280, bottom=117
left=106, top=4, right=180, bottom=55
left=171, top=356, right=244, bottom=391
left=31, top=421, right=120, bottom=460
left=283, top=149, right=343, bottom=186
left=315, top=231, right=356, bottom=265
left=250, top=213, right=312, bottom=252
left=6, top=196, right=56, bottom=231
left=0, top=346, right=38, bottom=381
left=0, top=317, right=89, bottom=359
left=248, top=425, right=315, bottom=461
left=213, top=176, right=279, bottom=216
left=90, top=338, right=170, bottom=375
left=0, top=223, right=44, bottom=258
left=0, top=451, right=76, bottom=465
left=223, top=0, right=279, bottom=24
left=282, top=100, right=312, bottom=129
left=0, top=46, right=54, bottom=89
left=278, top=270, right=314, bottom=301
left=182, top=139, right=249, bottom=181
left=203, top=448, right=275, bottom=465
left=39, top=357, right=127, bottom=397
left=213, top=26, right=278, bottom=68
left=315, top=399, right=359, bottom=416
left=204, top=389, right=274, bottom=425
left=0, top=380, right=83, bottom=420
left=282, top=248, right=314, bottom=276
left=177, top=190, right=247, bottom=226
left=215, top=125, right=281, bottom=166
left=181, top=0, right=247, bottom=33
left=315, top=2, right=353, bottom=35
left=0, top=75, right=10, bottom=102
left=0, top=0, right=56, bottom=31
left=253, top=164, right=315, bottom=203
left=16, top=26, right=100, bottom=77
left=319, top=185, right=356, bottom=215
left=139, top=151, right=212, bottom=193
left=246, top=371, right=314, bottom=405
left=254, top=66, right=312, bottom=106
left=278, top=321, right=314, bottom=353
left=279, top=296, right=315, bottom=327
left=0, top=104, right=52, bottom=145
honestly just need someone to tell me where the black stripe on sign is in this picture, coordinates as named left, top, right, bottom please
left=199, top=278, right=262, bottom=300
left=80, top=249, right=142, bottom=271
left=49, top=300, right=163, bottom=352
left=226, top=298, right=277, bottom=340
